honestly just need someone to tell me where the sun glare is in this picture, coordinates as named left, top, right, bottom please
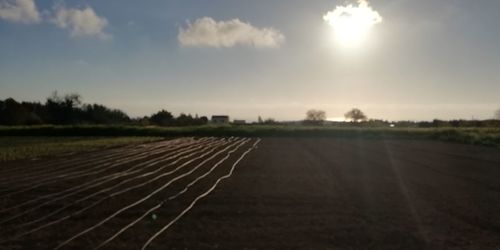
left=323, top=0, right=382, bottom=48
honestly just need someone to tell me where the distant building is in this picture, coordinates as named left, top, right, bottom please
left=211, top=115, right=230, bottom=124
left=233, top=120, right=246, bottom=125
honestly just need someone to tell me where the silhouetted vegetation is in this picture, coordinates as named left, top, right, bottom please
left=255, top=116, right=277, bottom=125
left=1, top=93, right=500, bottom=129
left=263, top=118, right=278, bottom=125
left=81, top=104, right=130, bottom=125
left=345, top=108, right=367, bottom=122
left=147, top=110, right=208, bottom=126
left=175, top=113, right=208, bottom=126
left=410, top=119, right=500, bottom=128
left=0, top=92, right=129, bottom=126
left=149, top=110, right=174, bottom=126
left=305, top=109, right=326, bottom=125
left=0, top=92, right=208, bottom=127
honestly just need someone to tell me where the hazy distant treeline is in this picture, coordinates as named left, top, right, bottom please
left=1, top=92, right=499, bottom=127
left=0, top=92, right=208, bottom=127
left=395, top=119, right=500, bottom=128
left=321, top=119, right=500, bottom=128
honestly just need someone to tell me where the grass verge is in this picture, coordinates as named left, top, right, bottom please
left=0, top=136, right=163, bottom=162
left=0, top=125, right=499, bottom=149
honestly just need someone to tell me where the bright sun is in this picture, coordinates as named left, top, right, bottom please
left=323, top=0, right=382, bottom=48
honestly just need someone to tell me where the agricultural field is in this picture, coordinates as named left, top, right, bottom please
left=2, top=125, right=500, bottom=148
left=0, top=137, right=260, bottom=249
left=0, top=137, right=163, bottom=162
left=1, top=137, right=500, bottom=249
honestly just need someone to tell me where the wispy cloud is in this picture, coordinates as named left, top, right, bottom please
left=178, top=17, right=285, bottom=48
left=0, top=0, right=40, bottom=24
left=52, top=5, right=111, bottom=40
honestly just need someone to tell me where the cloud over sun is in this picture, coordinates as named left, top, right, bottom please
left=323, top=0, right=382, bottom=47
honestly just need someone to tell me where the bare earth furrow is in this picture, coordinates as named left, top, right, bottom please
left=0, top=141, right=144, bottom=176
left=2, top=138, right=226, bottom=229
left=53, top=138, right=246, bottom=249
left=141, top=139, right=260, bottom=250
left=0, top=138, right=207, bottom=198
left=0, top=138, right=235, bottom=243
left=2, top=137, right=500, bottom=249
left=0, top=138, right=214, bottom=213
left=96, top=138, right=259, bottom=249
left=0, top=138, right=190, bottom=189
left=0, top=138, right=185, bottom=181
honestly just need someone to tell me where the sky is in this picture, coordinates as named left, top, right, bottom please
left=1, top=0, right=500, bottom=121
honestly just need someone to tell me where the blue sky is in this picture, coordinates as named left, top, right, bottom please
left=1, top=0, right=500, bottom=121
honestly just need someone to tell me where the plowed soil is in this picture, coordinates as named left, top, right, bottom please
left=1, top=137, right=500, bottom=249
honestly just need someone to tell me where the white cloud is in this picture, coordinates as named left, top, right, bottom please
left=323, top=0, right=382, bottom=46
left=178, top=17, right=285, bottom=48
left=323, top=0, right=382, bottom=28
left=52, top=6, right=110, bottom=39
left=0, top=0, right=40, bottom=24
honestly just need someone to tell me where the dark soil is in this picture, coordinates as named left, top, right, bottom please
left=1, top=138, right=499, bottom=250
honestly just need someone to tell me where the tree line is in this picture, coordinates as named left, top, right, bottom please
left=0, top=92, right=208, bottom=126
left=304, top=108, right=500, bottom=127
left=304, top=108, right=367, bottom=124
left=1, top=93, right=499, bottom=127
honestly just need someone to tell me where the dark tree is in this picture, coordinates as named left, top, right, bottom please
left=495, top=109, right=500, bottom=120
left=198, top=116, right=209, bottom=125
left=150, top=110, right=174, bottom=126
left=264, top=118, right=277, bottom=124
left=176, top=113, right=194, bottom=126
left=305, top=109, right=326, bottom=124
left=0, top=98, right=28, bottom=125
left=345, top=108, right=367, bottom=122
left=83, top=104, right=129, bottom=124
left=45, top=91, right=83, bottom=124
left=20, top=101, right=44, bottom=125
